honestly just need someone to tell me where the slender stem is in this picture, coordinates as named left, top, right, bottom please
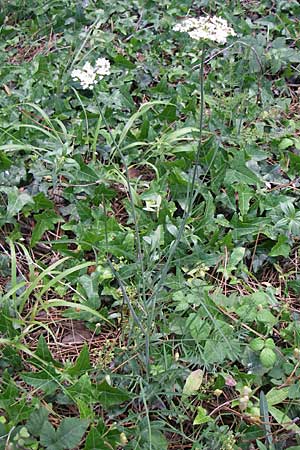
left=186, top=42, right=205, bottom=216
left=149, top=44, right=206, bottom=306
left=91, top=113, right=102, bottom=163
left=94, top=94, right=149, bottom=377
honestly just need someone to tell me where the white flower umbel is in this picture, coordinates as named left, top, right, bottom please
left=173, top=15, right=236, bottom=45
left=71, top=57, right=110, bottom=90
left=95, top=58, right=111, bottom=77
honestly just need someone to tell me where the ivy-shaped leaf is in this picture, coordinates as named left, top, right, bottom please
left=40, top=418, right=89, bottom=450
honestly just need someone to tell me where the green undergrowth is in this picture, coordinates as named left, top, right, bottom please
left=1, top=0, right=300, bottom=449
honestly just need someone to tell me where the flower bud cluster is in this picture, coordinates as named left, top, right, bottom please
left=173, top=15, right=236, bottom=45
left=239, top=386, right=252, bottom=411
left=71, top=57, right=110, bottom=90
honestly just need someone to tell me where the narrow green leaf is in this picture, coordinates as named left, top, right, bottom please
left=260, top=391, right=274, bottom=449
left=269, top=406, right=300, bottom=433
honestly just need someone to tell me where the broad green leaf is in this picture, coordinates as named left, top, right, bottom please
left=266, top=387, right=289, bottom=406
left=96, top=380, right=132, bottom=408
left=21, top=370, right=57, bottom=395
left=79, top=273, right=100, bottom=309
left=114, top=54, right=135, bottom=69
left=269, top=235, right=291, bottom=258
left=40, top=421, right=59, bottom=450
left=66, top=344, right=92, bottom=376
left=187, top=314, right=211, bottom=342
left=159, top=104, right=176, bottom=122
left=256, top=309, right=277, bottom=326
left=0, top=186, right=34, bottom=217
left=27, top=407, right=49, bottom=437
left=225, top=152, right=261, bottom=186
left=84, top=428, right=108, bottom=450
left=229, top=246, right=245, bottom=267
left=31, top=210, right=62, bottom=247
left=40, top=418, right=89, bottom=450
left=0, top=375, right=19, bottom=410
left=183, top=369, right=204, bottom=396
left=34, top=335, right=62, bottom=367
left=256, top=441, right=268, bottom=450
left=0, top=152, right=12, bottom=170
left=84, top=422, right=120, bottom=450
left=193, top=406, right=213, bottom=425
left=236, top=183, right=253, bottom=216
left=56, top=418, right=89, bottom=449
left=279, top=138, right=294, bottom=150
left=148, top=429, right=168, bottom=450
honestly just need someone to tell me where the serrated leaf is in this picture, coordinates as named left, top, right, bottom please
left=40, top=420, right=59, bottom=450
left=57, top=418, right=89, bottom=449
left=183, top=369, right=204, bottom=396
left=27, top=407, right=49, bottom=437
left=40, top=418, right=89, bottom=450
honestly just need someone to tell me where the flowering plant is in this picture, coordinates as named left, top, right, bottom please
left=173, top=15, right=236, bottom=45
left=71, top=57, right=110, bottom=90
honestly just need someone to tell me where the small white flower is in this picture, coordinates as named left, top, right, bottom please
left=95, top=57, right=111, bottom=78
left=173, top=15, right=236, bottom=45
left=71, top=57, right=111, bottom=90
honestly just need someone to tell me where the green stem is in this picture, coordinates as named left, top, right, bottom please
left=149, top=44, right=206, bottom=304
left=94, top=94, right=149, bottom=378
left=91, top=113, right=102, bottom=163
left=186, top=43, right=205, bottom=216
